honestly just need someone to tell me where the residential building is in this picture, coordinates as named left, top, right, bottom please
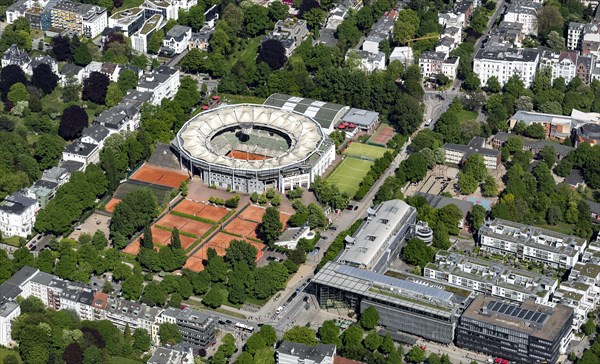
left=176, top=308, right=217, bottom=352
left=438, top=12, right=465, bottom=29
left=576, top=54, right=594, bottom=84
left=131, top=14, right=164, bottom=53
left=94, top=103, right=141, bottom=134
left=341, top=108, right=379, bottom=132
left=26, top=55, right=58, bottom=76
left=81, top=125, right=110, bottom=150
left=173, top=0, right=197, bottom=11
left=188, top=27, right=212, bottom=50
left=424, top=251, right=558, bottom=304
left=584, top=200, right=600, bottom=223
left=345, top=49, right=386, bottom=72
left=27, top=180, right=59, bottom=208
left=453, top=1, right=473, bottom=26
left=147, top=345, right=195, bottom=364
left=161, top=25, right=192, bottom=54
left=313, top=261, right=475, bottom=344
left=1, top=44, right=31, bottom=70
left=582, top=25, right=600, bottom=56
left=267, top=18, right=309, bottom=57
left=50, top=0, right=108, bottom=38
left=0, top=300, right=20, bottom=346
left=473, top=46, right=540, bottom=87
left=62, top=140, right=100, bottom=168
left=576, top=122, right=600, bottom=146
left=491, top=132, right=575, bottom=160
left=108, top=7, right=145, bottom=36
left=489, top=21, right=524, bottom=48
left=568, top=22, right=586, bottom=50
left=83, top=61, right=121, bottom=82
left=0, top=191, right=38, bottom=238
left=136, top=66, right=180, bottom=104
left=141, top=0, right=177, bottom=20
left=539, top=50, right=578, bottom=84
left=478, top=218, right=587, bottom=269
left=508, top=110, right=574, bottom=141
left=413, top=192, right=473, bottom=229
left=435, top=37, right=456, bottom=54
left=457, top=296, right=573, bottom=364
left=419, top=51, right=447, bottom=79
left=503, top=0, right=542, bottom=36
left=60, top=64, right=85, bottom=86
left=336, top=199, right=417, bottom=273
left=441, top=57, right=459, bottom=80
left=389, top=46, right=413, bottom=67
left=276, top=341, right=336, bottom=364
left=442, top=136, right=501, bottom=169
left=361, top=10, right=397, bottom=54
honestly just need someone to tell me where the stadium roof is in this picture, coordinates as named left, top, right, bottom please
left=264, top=93, right=349, bottom=131
left=175, top=104, right=326, bottom=172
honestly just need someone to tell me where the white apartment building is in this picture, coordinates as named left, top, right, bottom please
left=568, top=22, right=586, bottom=50
left=345, top=49, right=386, bottom=72
left=0, top=191, right=39, bottom=238
left=141, top=0, right=177, bottom=20
left=478, top=219, right=587, bottom=269
left=136, top=66, right=180, bottom=104
left=0, top=301, right=20, bottom=346
left=503, top=0, right=542, bottom=36
left=443, top=136, right=500, bottom=169
left=539, top=50, right=578, bottom=83
left=390, top=46, right=413, bottom=67
left=424, top=251, right=558, bottom=304
left=62, top=141, right=100, bottom=168
left=441, top=56, right=459, bottom=80
left=473, top=46, right=540, bottom=87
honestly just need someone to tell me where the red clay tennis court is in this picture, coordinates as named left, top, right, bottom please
left=123, top=241, right=140, bottom=255
left=224, top=218, right=259, bottom=239
left=368, top=125, right=395, bottom=146
left=173, top=199, right=230, bottom=222
left=179, top=235, right=197, bottom=250
left=226, top=150, right=269, bottom=161
left=238, top=205, right=266, bottom=222
left=130, top=164, right=189, bottom=189
left=104, top=198, right=121, bottom=213
left=184, top=233, right=266, bottom=272
left=150, top=227, right=172, bottom=246
left=184, top=256, right=204, bottom=272
left=156, top=214, right=213, bottom=238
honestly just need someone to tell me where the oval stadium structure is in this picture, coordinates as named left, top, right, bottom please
left=173, top=104, right=335, bottom=193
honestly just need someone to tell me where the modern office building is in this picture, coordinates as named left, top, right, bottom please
left=337, top=199, right=417, bottom=273
left=424, top=251, right=558, bottom=304
left=313, top=261, right=475, bottom=343
left=478, top=219, right=586, bottom=269
left=131, top=14, right=164, bottom=53
left=108, top=7, right=145, bottom=36
left=456, top=295, right=573, bottom=364
left=176, top=308, right=217, bottom=351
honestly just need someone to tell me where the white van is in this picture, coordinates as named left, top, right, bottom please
left=276, top=306, right=283, bottom=315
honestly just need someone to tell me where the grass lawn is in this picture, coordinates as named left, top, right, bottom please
left=41, top=88, right=66, bottom=116
left=3, top=236, right=22, bottom=247
left=0, top=347, right=21, bottom=363
left=326, top=157, right=374, bottom=196
left=219, top=93, right=266, bottom=105
left=534, top=222, right=574, bottom=235
left=456, top=109, right=478, bottom=123
left=343, top=142, right=393, bottom=160
left=227, top=37, right=263, bottom=68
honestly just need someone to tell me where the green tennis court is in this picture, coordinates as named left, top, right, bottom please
left=343, top=142, right=393, bottom=160
left=326, top=157, right=374, bottom=196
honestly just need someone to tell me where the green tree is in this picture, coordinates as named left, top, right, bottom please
left=171, top=227, right=181, bottom=250
left=406, top=346, right=426, bottom=363
left=141, top=281, right=166, bottom=306
left=582, top=318, right=596, bottom=336
left=259, top=325, right=278, bottom=347
left=402, top=238, right=434, bottom=267
left=258, top=206, right=283, bottom=245
left=486, top=76, right=501, bottom=93
left=7, top=82, right=29, bottom=103
left=282, top=326, right=318, bottom=345
left=359, top=306, right=380, bottom=330
left=105, top=82, right=124, bottom=107
left=117, top=69, right=138, bottom=93
left=539, top=145, right=556, bottom=166
left=457, top=172, right=478, bottom=195
left=463, top=154, right=487, bottom=182
left=141, top=224, right=153, bottom=249
left=469, top=205, right=486, bottom=230
left=481, top=175, right=498, bottom=197
left=225, top=240, right=258, bottom=268
left=159, top=323, right=182, bottom=345
left=245, top=333, right=266, bottom=355
left=203, top=288, right=225, bottom=308
left=73, top=43, right=92, bottom=66
left=148, top=29, right=164, bottom=54
left=363, top=331, right=382, bottom=351
left=318, top=320, right=341, bottom=345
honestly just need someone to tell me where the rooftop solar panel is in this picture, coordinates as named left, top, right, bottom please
left=499, top=304, right=509, bottom=314
left=531, top=312, right=541, bottom=322
left=524, top=311, right=534, bottom=320
left=505, top=306, right=515, bottom=316
left=518, top=310, right=527, bottom=318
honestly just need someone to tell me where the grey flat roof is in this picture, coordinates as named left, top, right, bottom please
left=165, top=25, right=191, bottom=41
left=82, top=124, right=110, bottom=143
left=0, top=192, right=37, bottom=214
left=30, top=271, right=56, bottom=286
left=493, top=132, right=575, bottom=157
left=64, top=141, right=98, bottom=157
left=461, top=295, right=572, bottom=341
left=0, top=300, right=19, bottom=318
left=337, top=199, right=415, bottom=269
left=414, top=192, right=473, bottom=217
left=264, top=93, right=349, bottom=130
left=342, top=108, right=379, bottom=126
left=277, top=341, right=336, bottom=362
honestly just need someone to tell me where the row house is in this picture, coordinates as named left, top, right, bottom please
left=478, top=218, right=587, bottom=269
left=362, top=10, right=397, bottom=54
left=488, top=21, right=525, bottom=49
left=538, top=50, right=600, bottom=85
left=419, top=51, right=459, bottom=80
left=0, top=267, right=218, bottom=352
left=424, top=251, right=558, bottom=304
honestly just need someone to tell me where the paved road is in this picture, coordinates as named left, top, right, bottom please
left=473, top=0, right=507, bottom=57
left=166, top=48, right=189, bottom=67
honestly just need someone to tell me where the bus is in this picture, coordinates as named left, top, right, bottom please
left=234, top=322, right=255, bottom=333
